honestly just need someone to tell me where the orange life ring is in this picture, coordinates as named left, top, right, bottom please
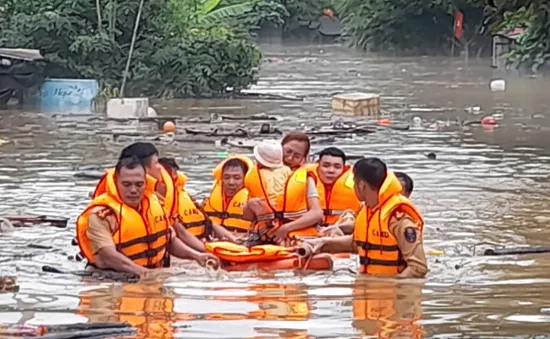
left=205, top=241, right=292, bottom=263
left=224, top=253, right=333, bottom=272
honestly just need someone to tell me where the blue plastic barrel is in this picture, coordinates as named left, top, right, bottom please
left=39, top=79, right=99, bottom=113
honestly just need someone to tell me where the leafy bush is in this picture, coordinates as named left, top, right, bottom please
left=278, top=0, right=333, bottom=32
left=129, top=25, right=261, bottom=97
left=0, top=0, right=262, bottom=97
left=486, top=2, right=550, bottom=71
left=336, top=0, right=485, bottom=54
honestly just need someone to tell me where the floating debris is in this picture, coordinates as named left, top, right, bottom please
left=0, top=322, right=136, bottom=338
left=0, top=276, right=18, bottom=292
left=74, top=170, right=105, bottom=180
left=4, top=215, right=69, bottom=228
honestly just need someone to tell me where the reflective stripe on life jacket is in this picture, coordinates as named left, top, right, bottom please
left=353, top=171, right=424, bottom=276
left=203, top=181, right=250, bottom=233
left=177, top=190, right=207, bottom=238
left=76, top=191, right=170, bottom=269
left=245, top=166, right=317, bottom=237
left=307, top=164, right=362, bottom=226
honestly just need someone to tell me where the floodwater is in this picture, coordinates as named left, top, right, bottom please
left=1, top=43, right=550, bottom=338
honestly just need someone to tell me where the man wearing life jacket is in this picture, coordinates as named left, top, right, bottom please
left=159, top=156, right=239, bottom=246
left=92, top=142, right=178, bottom=219
left=159, top=157, right=188, bottom=193
left=395, top=171, right=413, bottom=198
left=244, top=133, right=323, bottom=245
left=307, top=147, right=362, bottom=236
left=89, top=143, right=205, bottom=252
left=203, top=155, right=253, bottom=235
left=76, top=156, right=219, bottom=276
left=296, top=157, right=428, bottom=278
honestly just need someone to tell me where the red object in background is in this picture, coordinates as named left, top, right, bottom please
left=454, top=10, right=464, bottom=39
left=481, top=116, right=497, bottom=126
left=323, top=9, right=334, bottom=17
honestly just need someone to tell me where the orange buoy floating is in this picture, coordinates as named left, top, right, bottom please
left=323, top=9, right=334, bottom=17
left=163, top=121, right=176, bottom=133
left=481, top=116, right=497, bottom=126
left=378, top=118, right=391, bottom=126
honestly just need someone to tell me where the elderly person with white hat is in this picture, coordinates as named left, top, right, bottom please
left=251, top=139, right=292, bottom=205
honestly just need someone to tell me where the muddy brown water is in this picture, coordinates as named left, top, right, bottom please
left=1, top=44, right=550, bottom=338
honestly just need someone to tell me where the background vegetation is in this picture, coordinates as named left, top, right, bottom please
left=1, top=0, right=549, bottom=99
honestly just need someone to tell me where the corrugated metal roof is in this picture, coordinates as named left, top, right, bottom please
left=0, top=48, right=44, bottom=61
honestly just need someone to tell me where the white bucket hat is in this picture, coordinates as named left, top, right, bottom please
left=253, top=140, right=283, bottom=169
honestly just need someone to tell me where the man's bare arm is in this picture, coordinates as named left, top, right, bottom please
left=211, top=223, right=238, bottom=242
left=167, top=236, right=203, bottom=261
left=172, top=222, right=205, bottom=252
left=95, top=246, right=149, bottom=276
left=301, top=235, right=356, bottom=254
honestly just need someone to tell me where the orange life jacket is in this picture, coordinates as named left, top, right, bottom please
left=353, top=171, right=424, bottom=276
left=177, top=190, right=208, bottom=238
left=203, top=181, right=250, bottom=233
left=76, top=188, right=170, bottom=269
left=307, top=164, right=362, bottom=226
left=212, top=154, right=254, bottom=181
left=154, top=167, right=178, bottom=219
left=175, top=171, right=188, bottom=193
left=205, top=241, right=293, bottom=263
left=92, top=168, right=157, bottom=199
left=245, top=165, right=318, bottom=237
left=92, top=167, right=177, bottom=219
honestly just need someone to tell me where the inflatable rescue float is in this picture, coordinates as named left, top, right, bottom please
left=205, top=242, right=335, bottom=272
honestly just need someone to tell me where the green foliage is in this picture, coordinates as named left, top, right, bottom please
left=336, top=0, right=485, bottom=54
left=129, top=25, right=262, bottom=97
left=217, top=0, right=289, bottom=30
left=280, top=0, right=333, bottom=32
left=0, top=0, right=262, bottom=97
left=487, top=1, right=550, bottom=71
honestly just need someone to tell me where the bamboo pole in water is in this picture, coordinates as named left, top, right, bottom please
left=119, top=0, right=145, bottom=97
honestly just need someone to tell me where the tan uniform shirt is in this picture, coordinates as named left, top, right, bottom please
left=388, top=211, right=428, bottom=278
left=87, top=206, right=175, bottom=255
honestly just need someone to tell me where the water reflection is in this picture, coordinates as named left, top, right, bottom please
left=78, top=282, right=183, bottom=338
left=2, top=43, right=550, bottom=337
left=75, top=280, right=313, bottom=338
left=351, top=278, right=423, bottom=338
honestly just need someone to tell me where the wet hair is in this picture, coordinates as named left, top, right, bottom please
left=118, top=142, right=159, bottom=166
left=395, top=171, right=413, bottom=196
left=353, top=157, right=387, bottom=190
left=159, top=157, right=180, bottom=171
left=281, top=131, right=311, bottom=156
left=115, top=156, right=146, bottom=175
left=222, top=158, right=248, bottom=175
left=318, top=147, right=346, bottom=163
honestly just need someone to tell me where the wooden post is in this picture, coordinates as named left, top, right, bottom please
left=120, top=0, right=145, bottom=98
